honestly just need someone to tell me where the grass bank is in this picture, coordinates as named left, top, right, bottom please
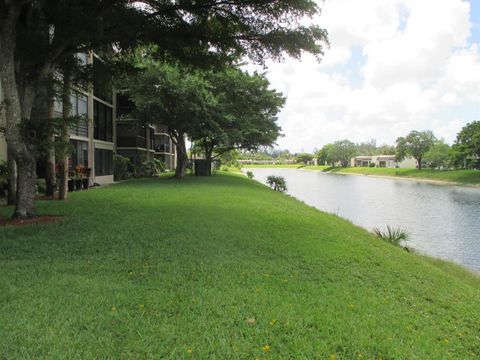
left=303, top=166, right=480, bottom=185
left=1, top=174, right=479, bottom=358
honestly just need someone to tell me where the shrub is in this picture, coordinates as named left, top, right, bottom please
left=246, top=171, right=254, bottom=179
left=266, top=175, right=287, bottom=192
left=114, top=155, right=132, bottom=181
left=138, top=158, right=165, bottom=177
left=36, top=179, right=46, bottom=194
left=369, top=162, right=376, bottom=167
left=373, top=226, right=410, bottom=248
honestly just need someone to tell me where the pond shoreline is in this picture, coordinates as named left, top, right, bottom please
left=248, top=167, right=480, bottom=272
left=301, top=168, right=480, bottom=188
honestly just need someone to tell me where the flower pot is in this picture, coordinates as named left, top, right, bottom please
left=75, top=179, right=83, bottom=191
left=82, top=178, right=89, bottom=189
left=68, top=179, right=75, bottom=192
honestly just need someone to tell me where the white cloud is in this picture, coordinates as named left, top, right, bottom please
left=261, top=0, right=480, bottom=152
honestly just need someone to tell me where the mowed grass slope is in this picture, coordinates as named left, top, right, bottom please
left=1, top=174, right=479, bottom=359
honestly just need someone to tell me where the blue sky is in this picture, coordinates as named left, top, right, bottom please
left=259, top=0, right=480, bottom=153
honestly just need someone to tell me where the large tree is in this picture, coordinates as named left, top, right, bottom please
left=121, top=61, right=284, bottom=178
left=121, top=60, right=213, bottom=179
left=329, top=139, right=356, bottom=167
left=315, top=144, right=334, bottom=166
left=0, top=0, right=328, bottom=218
left=194, top=68, right=284, bottom=175
left=423, top=140, right=450, bottom=169
left=396, top=130, right=436, bottom=170
left=453, top=121, right=480, bottom=169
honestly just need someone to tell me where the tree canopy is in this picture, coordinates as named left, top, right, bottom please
left=119, top=58, right=285, bottom=177
left=195, top=68, right=284, bottom=173
left=423, top=140, right=450, bottom=169
left=396, top=130, right=436, bottom=170
left=453, top=121, right=480, bottom=169
left=295, top=153, right=314, bottom=165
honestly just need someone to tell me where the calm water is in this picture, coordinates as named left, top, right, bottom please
left=249, top=168, right=480, bottom=271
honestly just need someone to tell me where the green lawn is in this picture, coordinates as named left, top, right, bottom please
left=1, top=174, right=479, bottom=358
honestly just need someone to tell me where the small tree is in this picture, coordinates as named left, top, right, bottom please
left=266, top=176, right=287, bottom=192
left=396, top=130, right=436, bottom=170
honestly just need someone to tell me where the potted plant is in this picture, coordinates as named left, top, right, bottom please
left=67, top=169, right=75, bottom=192
left=74, top=165, right=84, bottom=190
left=82, top=167, right=91, bottom=189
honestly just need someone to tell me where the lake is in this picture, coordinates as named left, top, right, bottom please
left=248, top=168, right=480, bottom=272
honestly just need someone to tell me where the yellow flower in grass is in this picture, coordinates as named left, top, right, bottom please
left=269, top=319, right=276, bottom=326
left=187, top=348, right=193, bottom=354
left=111, top=305, right=117, bottom=313
left=139, top=304, right=145, bottom=310
left=329, top=354, right=337, bottom=360
left=262, top=344, right=270, bottom=353
left=443, top=338, right=449, bottom=344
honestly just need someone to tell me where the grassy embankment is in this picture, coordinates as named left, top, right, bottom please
left=1, top=174, right=479, bottom=358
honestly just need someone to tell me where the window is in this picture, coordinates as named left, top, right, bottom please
left=154, top=134, right=171, bottom=153
left=94, top=100, right=113, bottom=142
left=93, top=57, right=113, bottom=103
left=69, top=92, right=88, bottom=137
left=117, top=94, right=135, bottom=118
left=94, top=148, right=113, bottom=176
left=70, top=140, right=89, bottom=169
left=149, top=127, right=154, bottom=150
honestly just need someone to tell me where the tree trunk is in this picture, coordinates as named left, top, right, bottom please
left=174, top=134, right=188, bottom=180
left=204, top=144, right=212, bottom=177
left=0, top=31, right=38, bottom=218
left=417, top=157, right=422, bottom=170
left=6, top=151, right=16, bottom=205
left=44, top=80, right=56, bottom=197
left=58, top=131, right=69, bottom=200
left=58, top=62, right=72, bottom=200
left=14, top=151, right=37, bottom=218
left=45, top=137, right=56, bottom=197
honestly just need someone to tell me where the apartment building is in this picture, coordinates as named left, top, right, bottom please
left=0, top=53, right=115, bottom=185
left=116, top=94, right=176, bottom=171
left=351, top=155, right=417, bottom=168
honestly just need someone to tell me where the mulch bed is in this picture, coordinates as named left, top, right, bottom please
left=0, top=215, right=65, bottom=227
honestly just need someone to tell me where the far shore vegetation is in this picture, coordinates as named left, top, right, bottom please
left=240, top=164, right=480, bottom=185
left=234, top=121, right=480, bottom=186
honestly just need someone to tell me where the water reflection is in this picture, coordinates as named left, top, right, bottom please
left=249, top=168, right=480, bottom=271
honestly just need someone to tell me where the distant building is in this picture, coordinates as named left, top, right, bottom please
left=351, top=155, right=417, bottom=168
